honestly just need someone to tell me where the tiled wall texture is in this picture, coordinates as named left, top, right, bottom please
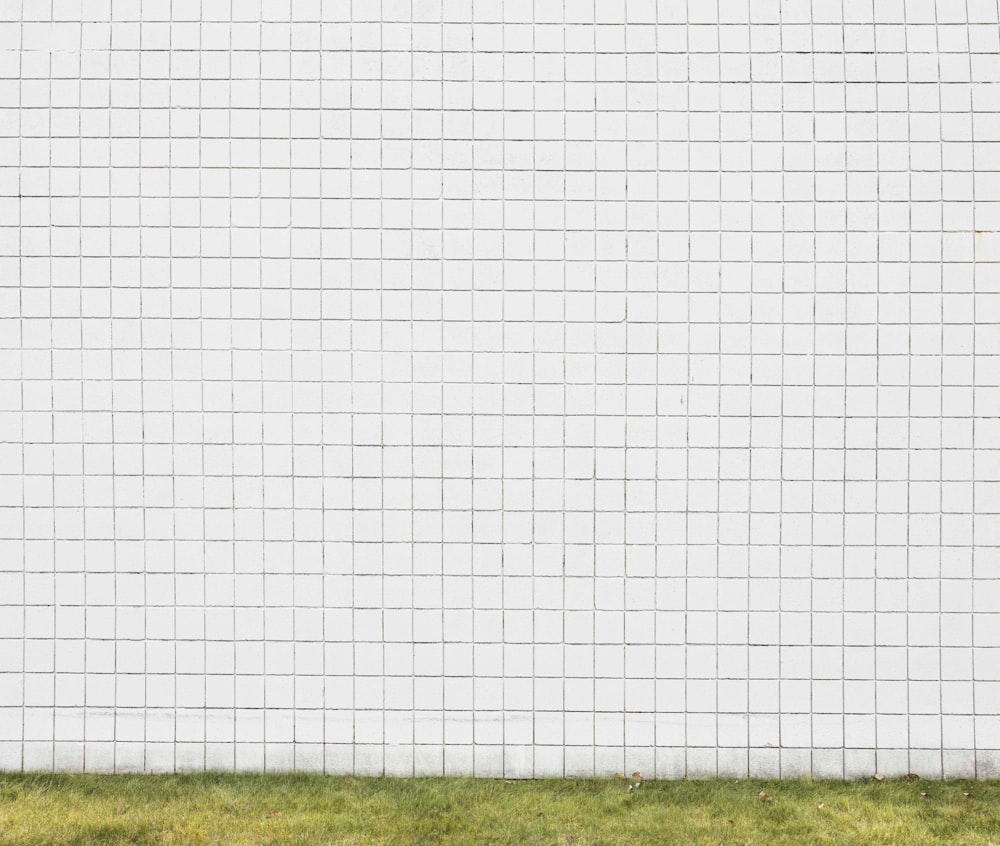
left=2, top=0, right=1000, bottom=779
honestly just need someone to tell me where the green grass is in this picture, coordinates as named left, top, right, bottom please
left=1, top=772, right=999, bottom=845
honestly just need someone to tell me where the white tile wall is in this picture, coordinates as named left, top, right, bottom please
left=1, top=0, right=999, bottom=778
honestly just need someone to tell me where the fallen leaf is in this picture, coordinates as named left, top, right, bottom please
left=873, top=773, right=885, bottom=781
left=266, top=810, right=283, bottom=818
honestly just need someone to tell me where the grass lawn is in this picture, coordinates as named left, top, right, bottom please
left=1, top=772, right=998, bottom=845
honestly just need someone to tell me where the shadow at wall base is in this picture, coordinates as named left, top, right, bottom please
left=0, top=740, right=994, bottom=780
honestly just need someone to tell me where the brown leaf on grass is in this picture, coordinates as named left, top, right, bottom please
left=266, top=810, right=283, bottom=818
left=758, top=791, right=772, bottom=802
